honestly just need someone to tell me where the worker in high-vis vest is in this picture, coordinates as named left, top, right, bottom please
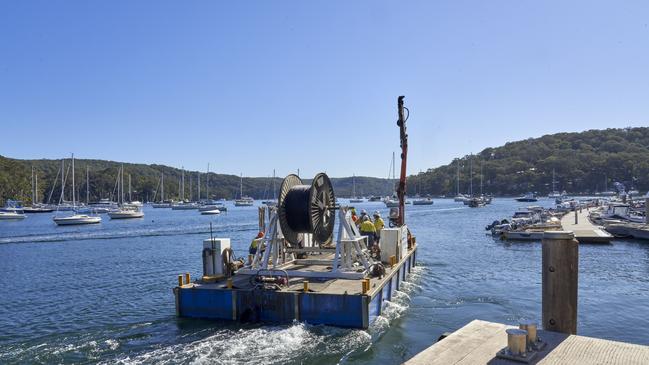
left=373, top=211, right=385, bottom=245
left=249, top=231, right=264, bottom=255
left=359, top=215, right=377, bottom=248
left=373, top=211, right=385, bottom=231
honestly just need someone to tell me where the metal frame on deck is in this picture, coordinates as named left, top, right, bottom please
left=237, top=207, right=375, bottom=279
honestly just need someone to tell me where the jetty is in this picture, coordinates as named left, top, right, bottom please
left=405, top=319, right=649, bottom=365
left=405, top=231, right=649, bottom=364
left=560, top=208, right=612, bottom=243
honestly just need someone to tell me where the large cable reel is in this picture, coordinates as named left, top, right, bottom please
left=278, top=173, right=336, bottom=247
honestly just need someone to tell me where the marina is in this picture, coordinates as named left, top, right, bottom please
left=2, top=2, right=649, bottom=363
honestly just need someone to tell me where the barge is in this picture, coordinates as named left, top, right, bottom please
left=173, top=96, right=418, bottom=329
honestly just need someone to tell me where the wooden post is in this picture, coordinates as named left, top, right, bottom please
left=542, top=231, right=578, bottom=334
left=574, top=209, right=578, bottom=224
left=258, top=207, right=265, bottom=233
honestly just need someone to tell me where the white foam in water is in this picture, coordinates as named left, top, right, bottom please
left=111, top=323, right=371, bottom=365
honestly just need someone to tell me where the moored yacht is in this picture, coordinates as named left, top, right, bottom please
left=107, top=164, right=144, bottom=219
left=515, top=192, right=538, bottom=202
left=53, top=154, right=103, bottom=226
left=0, top=211, right=26, bottom=219
left=412, top=197, right=434, bottom=205
left=235, top=173, right=254, bottom=206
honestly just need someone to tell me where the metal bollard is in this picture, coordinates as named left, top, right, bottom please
left=506, top=329, right=528, bottom=356
left=227, top=278, right=233, bottom=289
left=574, top=209, right=578, bottom=224
left=361, top=279, right=370, bottom=294
left=178, top=275, right=183, bottom=287
left=185, top=272, right=190, bottom=285
left=519, top=321, right=538, bottom=346
left=303, top=280, right=309, bottom=292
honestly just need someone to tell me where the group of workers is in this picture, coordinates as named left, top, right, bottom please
left=351, top=208, right=384, bottom=250
left=248, top=208, right=386, bottom=262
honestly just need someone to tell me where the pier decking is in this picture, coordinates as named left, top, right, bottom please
left=405, top=320, right=649, bottom=365
left=560, top=208, right=613, bottom=243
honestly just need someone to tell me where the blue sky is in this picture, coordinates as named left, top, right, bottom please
left=1, top=1, right=647, bottom=178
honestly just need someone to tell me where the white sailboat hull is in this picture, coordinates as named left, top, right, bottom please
left=108, top=210, right=144, bottom=219
left=53, top=215, right=101, bottom=225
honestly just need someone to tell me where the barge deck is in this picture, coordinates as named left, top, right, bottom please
left=174, top=244, right=417, bottom=328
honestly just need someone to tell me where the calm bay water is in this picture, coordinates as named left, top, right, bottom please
left=1, top=199, right=648, bottom=364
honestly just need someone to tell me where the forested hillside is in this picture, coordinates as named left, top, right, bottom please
left=0, top=156, right=394, bottom=205
left=409, top=127, right=649, bottom=196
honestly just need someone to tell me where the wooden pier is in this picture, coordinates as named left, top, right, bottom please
left=560, top=208, right=613, bottom=243
left=404, top=319, right=649, bottom=365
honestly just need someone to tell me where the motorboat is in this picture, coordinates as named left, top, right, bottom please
left=515, top=193, right=538, bottom=202
left=413, top=197, right=434, bottom=205
left=454, top=194, right=470, bottom=202
left=199, top=204, right=226, bottom=212
left=76, top=206, right=110, bottom=214
left=152, top=203, right=172, bottom=208
left=384, top=198, right=399, bottom=207
left=108, top=208, right=144, bottom=219
left=368, top=196, right=382, bottom=202
left=0, top=211, right=26, bottom=220
left=172, top=202, right=200, bottom=210
left=200, top=209, right=221, bottom=215
left=1, top=200, right=24, bottom=213
left=234, top=197, right=254, bottom=207
left=467, top=197, right=485, bottom=208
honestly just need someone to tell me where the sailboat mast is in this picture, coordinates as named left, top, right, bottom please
left=469, top=154, right=473, bottom=197
left=71, top=154, right=75, bottom=208
left=206, top=163, right=210, bottom=201
left=181, top=168, right=185, bottom=201
left=128, top=174, right=132, bottom=202
left=352, top=174, right=356, bottom=197
left=161, top=173, right=164, bottom=202
left=31, top=166, right=35, bottom=204
left=35, top=173, right=38, bottom=204
left=240, top=173, right=243, bottom=199
left=456, top=161, right=460, bottom=196
left=272, top=169, right=276, bottom=199
left=197, top=172, right=201, bottom=201
left=86, top=165, right=89, bottom=204
left=61, top=159, right=65, bottom=203
left=120, top=165, right=124, bottom=205
left=480, top=161, right=483, bottom=196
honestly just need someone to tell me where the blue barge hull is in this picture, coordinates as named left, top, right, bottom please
left=174, top=245, right=417, bottom=329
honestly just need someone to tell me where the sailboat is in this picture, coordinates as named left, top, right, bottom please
left=548, top=169, right=563, bottom=198
left=152, top=173, right=171, bottom=208
left=108, top=165, right=144, bottom=219
left=453, top=160, right=469, bottom=202
left=235, top=173, right=254, bottom=206
left=384, top=152, right=401, bottom=207
left=261, top=169, right=278, bottom=206
left=23, top=166, right=54, bottom=213
left=53, top=154, right=102, bottom=225
left=350, top=174, right=364, bottom=203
